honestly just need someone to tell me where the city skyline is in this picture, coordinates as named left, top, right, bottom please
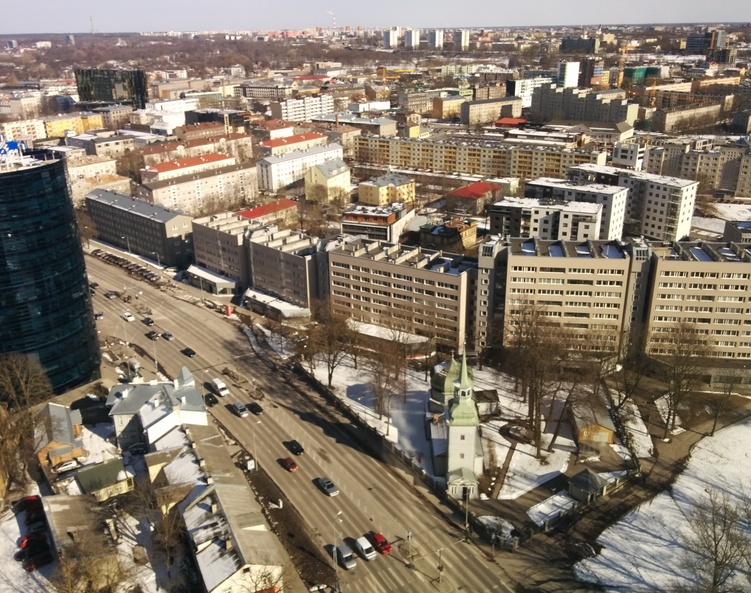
left=1, top=0, right=748, bottom=35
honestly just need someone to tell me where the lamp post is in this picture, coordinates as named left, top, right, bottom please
left=151, top=251, right=161, bottom=268
left=120, top=235, right=131, bottom=255
left=252, top=420, right=261, bottom=471
left=331, top=511, right=343, bottom=593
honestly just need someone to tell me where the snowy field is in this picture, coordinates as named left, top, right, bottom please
left=574, top=416, right=751, bottom=592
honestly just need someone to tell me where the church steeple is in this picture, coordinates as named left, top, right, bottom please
left=458, top=346, right=472, bottom=392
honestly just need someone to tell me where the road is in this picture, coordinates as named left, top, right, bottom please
left=87, top=253, right=516, bottom=593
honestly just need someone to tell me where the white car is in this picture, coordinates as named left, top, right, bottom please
left=52, top=459, right=79, bottom=473
left=355, top=536, right=377, bottom=561
left=122, top=311, right=135, bottom=322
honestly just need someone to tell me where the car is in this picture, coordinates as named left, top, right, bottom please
left=15, top=541, right=49, bottom=562
left=12, top=495, right=41, bottom=514
left=89, top=287, right=96, bottom=296
left=248, top=402, right=264, bottom=415
left=205, top=393, right=218, bottom=407
left=122, top=311, right=135, bottom=322
left=52, top=459, right=79, bottom=474
left=182, top=348, right=196, bottom=358
left=336, top=544, right=356, bottom=570
left=372, top=532, right=391, bottom=555
left=128, top=442, right=148, bottom=455
left=287, top=439, right=304, bottom=455
left=104, top=291, right=118, bottom=299
left=89, top=282, right=99, bottom=289
left=281, top=457, right=298, bottom=472
left=317, top=477, right=339, bottom=497
left=147, top=330, right=160, bottom=341
left=232, top=402, right=249, bottom=418
left=162, top=331, right=175, bottom=341
left=355, top=536, right=377, bottom=561
left=23, top=549, right=54, bottom=572
left=94, top=311, right=104, bottom=320
left=143, top=317, right=155, bottom=326
left=25, top=508, right=46, bottom=525
left=18, top=532, right=47, bottom=549
left=27, top=520, right=47, bottom=534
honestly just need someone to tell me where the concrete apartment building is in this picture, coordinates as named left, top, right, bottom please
left=340, top=202, right=416, bottom=242
left=65, top=131, right=136, bottom=159
left=258, top=131, right=329, bottom=156
left=173, top=122, right=225, bottom=142
left=355, top=135, right=607, bottom=179
left=433, top=96, right=467, bottom=120
left=428, top=29, right=444, bottom=49
left=524, top=177, right=629, bottom=240
left=488, top=197, right=603, bottom=241
left=404, top=29, right=421, bottom=48
left=235, top=82, right=295, bottom=101
left=454, top=29, right=470, bottom=51
left=66, top=155, right=131, bottom=207
left=530, top=84, right=638, bottom=126
left=139, top=134, right=254, bottom=166
left=269, top=95, right=335, bottom=121
left=652, top=103, right=724, bottom=133
left=358, top=173, right=416, bottom=206
left=0, top=118, right=46, bottom=142
left=460, top=97, right=523, bottom=126
left=568, top=163, right=698, bottom=242
left=250, top=119, right=297, bottom=141
left=248, top=227, right=322, bottom=309
left=191, top=212, right=257, bottom=288
left=85, top=190, right=194, bottom=268
left=723, top=221, right=751, bottom=243
left=645, top=241, right=751, bottom=363
left=311, top=113, right=398, bottom=137
left=141, top=153, right=236, bottom=183
left=256, top=143, right=343, bottom=192
left=505, top=77, right=555, bottom=109
left=135, top=161, right=258, bottom=216
left=43, top=112, right=104, bottom=138
left=92, top=105, right=133, bottom=130
left=327, top=237, right=477, bottom=350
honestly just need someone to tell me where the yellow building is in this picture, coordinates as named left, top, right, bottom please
left=304, top=158, right=351, bottom=202
left=43, top=113, right=87, bottom=137
left=358, top=173, right=416, bottom=206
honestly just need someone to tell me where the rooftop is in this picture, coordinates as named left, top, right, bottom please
left=237, top=199, right=298, bottom=220
left=86, top=189, right=190, bottom=221
left=258, top=131, right=327, bottom=149
left=144, top=152, right=233, bottom=173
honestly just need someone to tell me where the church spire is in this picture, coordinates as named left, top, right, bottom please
left=458, top=344, right=472, bottom=391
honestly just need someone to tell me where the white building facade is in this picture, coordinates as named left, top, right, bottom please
left=257, top=144, right=344, bottom=192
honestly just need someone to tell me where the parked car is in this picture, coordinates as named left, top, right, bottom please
left=282, top=457, right=299, bottom=472
left=23, top=549, right=54, bottom=571
left=146, top=330, right=160, bottom=340
left=25, top=508, right=46, bottom=525
left=248, top=402, right=264, bottom=415
left=52, top=459, right=79, bottom=474
left=143, top=317, right=155, bottom=326
left=205, top=393, right=218, bottom=407
left=18, top=532, right=46, bottom=549
left=128, top=442, right=148, bottom=455
left=104, top=291, right=118, bottom=299
left=15, top=541, right=48, bottom=562
left=317, top=477, right=339, bottom=496
left=287, top=440, right=304, bottom=455
left=355, top=536, right=377, bottom=561
left=12, top=495, right=41, bottom=514
left=89, top=282, right=99, bottom=289
left=27, top=520, right=47, bottom=534
left=182, top=348, right=197, bottom=358
left=94, top=311, right=104, bottom=320
left=372, top=532, right=392, bottom=555
left=162, top=331, right=175, bottom=341
left=121, top=311, right=135, bottom=322
left=336, top=544, right=356, bottom=570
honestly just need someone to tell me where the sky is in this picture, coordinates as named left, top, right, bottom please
left=0, top=0, right=748, bottom=35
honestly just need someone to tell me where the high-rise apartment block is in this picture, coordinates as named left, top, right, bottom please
left=557, top=61, right=581, bottom=88
left=453, top=29, right=469, bottom=51
left=404, top=29, right=421, bottom=49
left=428, top=29, right=444, bottom=49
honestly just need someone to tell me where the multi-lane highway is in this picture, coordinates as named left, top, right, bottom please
left=87, top=252, right=515, bottom=593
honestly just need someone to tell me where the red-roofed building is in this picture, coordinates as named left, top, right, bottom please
left=141, top=153, right=236, bottom=182
left=446, top=181, right=504, bottom=214
left=138, top=134, right=254, bottom=167
left=237, top=199, right=298, bottom=226
left=496, top=117, right=527, bottom=128
left=251, top=119, right=297, bottom=141
left=258, top=132, right=328, bottom=156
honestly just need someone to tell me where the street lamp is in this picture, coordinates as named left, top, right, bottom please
left=151, top=251, right=161, bottom=268
left=330, top=511, right=343, bottom=593
left=120, top=235, right=132, bottom=255
left=252, top=420, right=261, bottom=471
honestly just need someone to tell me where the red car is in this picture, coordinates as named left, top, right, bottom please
left=372, top=532, right=392, bottom=555
left=23, top=549, right=53, bottom=571
left=281, top=457, right=298, bottom=472
left=12, top=495, right=41, bottom=514
left=19, top=532, right=47, bottom=549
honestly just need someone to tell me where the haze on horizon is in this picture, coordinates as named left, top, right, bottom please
left=1, top=0, right=748, bottom=35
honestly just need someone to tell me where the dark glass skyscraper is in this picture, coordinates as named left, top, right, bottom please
left=0, top=150, right=100, bottom=393
left=74, top=68, right=148, bottom=110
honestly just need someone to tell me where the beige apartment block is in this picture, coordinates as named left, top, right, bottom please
left=646, top=241, right=751, bottom=362
left=192, top=212, right=259, bottom=287
left=355, top=135, right=606, bottom=179
left=327, top=237, right=476, bottom=350
left=358, top=173, right=416, bottom=206
left=141, top=153, right=236, bottom=183
left=432, top=96, right=466, bottom=120
left=0, top=118, right=46, bottom=142
left=460, top=97, right=523, bottom=126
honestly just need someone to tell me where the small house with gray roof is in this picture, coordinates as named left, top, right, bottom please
left=107, top=366, right=206, bottom=451
left=36, top=402, right=88, bottom=470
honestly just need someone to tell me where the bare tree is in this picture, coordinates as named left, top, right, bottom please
left=671, top=490, right=751, bottom=593
left=709, top=367, right=742, bottom=437
left=0, top=353, right=53, bottom=489
left=611, top=331, right=649, bottom=413
left=651, top=322, right=713, bottom=440
left=75, top=207, right=97, bottom=249
left=306, top=301, right=355, bottom=389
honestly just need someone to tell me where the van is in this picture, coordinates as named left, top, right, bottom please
left=211, top=378, right=230, bottom=397
left=232, top=402, right=249, bottom=418
left=336, top=544, right=356, bottom=570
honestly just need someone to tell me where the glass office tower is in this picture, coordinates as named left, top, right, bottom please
left=0, top=150, right=100, bottom=393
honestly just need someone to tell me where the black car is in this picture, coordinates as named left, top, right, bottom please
left=94, top=311, right=104, bottom=320
left=204, top=393, right=218, bottom=407
left=287, top=439, right=305, bottom=455
left=89, top=282, right=99, bottom=289
left=147, top=330, right=160, bottom=341
left=182, top=348, right=197, bottom=358
left=144, top=317, right=155, bottom=326
left=14, top=541, right=49, bottom=562
left=248, top=402, right=264, bottom=416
